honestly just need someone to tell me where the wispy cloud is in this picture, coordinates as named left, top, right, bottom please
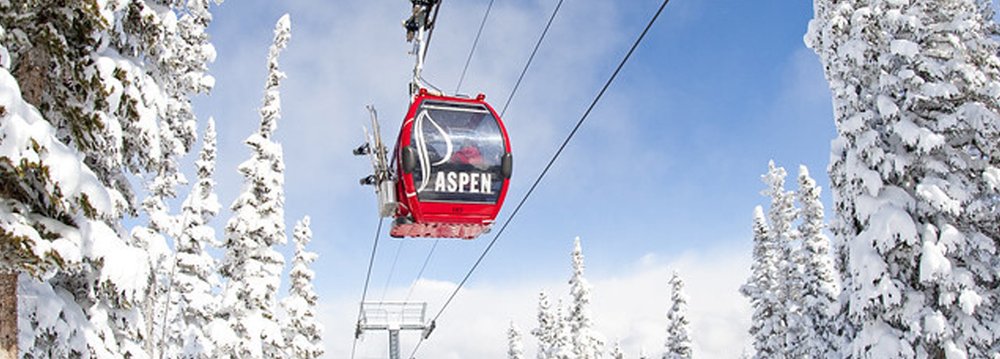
left=323, top=242, right=751, bottom=358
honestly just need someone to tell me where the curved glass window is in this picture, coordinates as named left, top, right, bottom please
left=411, top=100, right=505, bottom=203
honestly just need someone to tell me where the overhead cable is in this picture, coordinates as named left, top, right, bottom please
left=500, top=0, right=564, bottom=117
left=455, top=0, right=496, bottom=94
left=408, top=0, right=672, bottom=356
left=349, top=218, right=384, bottom=359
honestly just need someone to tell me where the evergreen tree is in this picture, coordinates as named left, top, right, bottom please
left=0, top=35, right=119, bottom=272
left=132, top=0, right=221, bottom=343
left=1, top=39, right=131, bottom=357
left=164, top=119, right=222, bottom=359
left=807, top=0, right=1000, bottom=356
left=567, top=237, right=604, bottom=359
left=1, top=0, right=141, bottom=211
left=131, top=143, right=185, bottom=359
left=553, top=299, right=573, bottom=359
left=508, top=321, right=526, bottom=359
left=1, top=0, right=216, bottom=216
left=219, top=14, right=291, bottom=359
left=803, top=0, right=866, bottom=348
left=762, top=161, right=798, bottom=357
left=790, top=166, right=839, bottom=358
left=739, top=206, right=782, bottom=358
left=282, top=216, right=324, bottom=359
left=662, top=272, right=692, bottom=359
left=1, top=1, right=218, bottom=356
left=532, top=291, right=558, bottom=359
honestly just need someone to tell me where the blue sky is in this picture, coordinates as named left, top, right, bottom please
left=194, top=0, right=834, bottom=357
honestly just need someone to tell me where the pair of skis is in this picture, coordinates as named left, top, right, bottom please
left=353, top=106, right=397, bottom=218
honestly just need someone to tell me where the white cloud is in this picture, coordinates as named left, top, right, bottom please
left=322, top=245, right=751, bottom=358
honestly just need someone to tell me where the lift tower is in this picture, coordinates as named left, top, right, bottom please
left=356, top=301, right=434, bottom=359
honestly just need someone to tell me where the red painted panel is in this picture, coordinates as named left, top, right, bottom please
left=390, top=89, right=511, bottom=239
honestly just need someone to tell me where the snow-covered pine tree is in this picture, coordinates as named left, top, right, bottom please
left=806, top=0, right=1000, bottom=356
left=790, top=166, right=839, bottom=358
left=662, top=271, right=692, bottom=359
left=2, top=1, right=141, bottom=212
left=163, top=119, right=222, bottom=359
left=2, top=0, right=217, bottom=217
left=508, top=321, right=526, bottom=359
left=803, top=0, right=866, bottom=348
left=99, top=0, right=224, bottom=354
left=219, top=14, right=291, bottom=359
left=131, top=130, right=186, bottom=359
left=740, top=162, right=799, bottom=359
left=155, top=0, right=219, bottom=151
left=554, top=299, right=573, bottom=359
left=761, top=161, right=798, bottom=357
left=136, top=1, right=222, bottom=353
left=532, top=291, right=558, bottom=359
left=281, top=216, right=324, bottom=359
left=739, top=206, right=782, bottom=359
left=1, top=36, right=129, bottom=357
left=2, top=1, right=219, bottom=356
left=567, top=237, right=604, bottom=359
left=132, top=0, right=221, bottom=260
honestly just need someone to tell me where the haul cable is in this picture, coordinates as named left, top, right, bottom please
left=408, top=0, right=672, bottom=356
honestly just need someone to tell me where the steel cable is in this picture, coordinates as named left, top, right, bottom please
left=500, top=0, right=564, bottom=118
left=455, top=0, right=496, bottom=94
left=349, top=218, right=384, bottom=359
left=407, top=0, right=672, bottom=356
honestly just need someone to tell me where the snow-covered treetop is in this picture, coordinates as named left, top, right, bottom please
left=259, top=13, right=291, bottom=139
left=663, top=271, right=692, bottom=359
left=508, top=321, right=526, bottom=359
left=283, top=215, right=324, bottom=359
left=568, top=236, right=604, bottom=358
left=220, top=14, right=293, bottom=359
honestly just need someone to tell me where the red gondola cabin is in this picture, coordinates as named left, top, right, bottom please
left=390, top=89, right=512, bottom=239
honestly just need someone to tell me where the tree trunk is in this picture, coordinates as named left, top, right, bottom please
left=2, top=44, right=51, bottom=359
left=0, top=271, right=16, bottom=359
